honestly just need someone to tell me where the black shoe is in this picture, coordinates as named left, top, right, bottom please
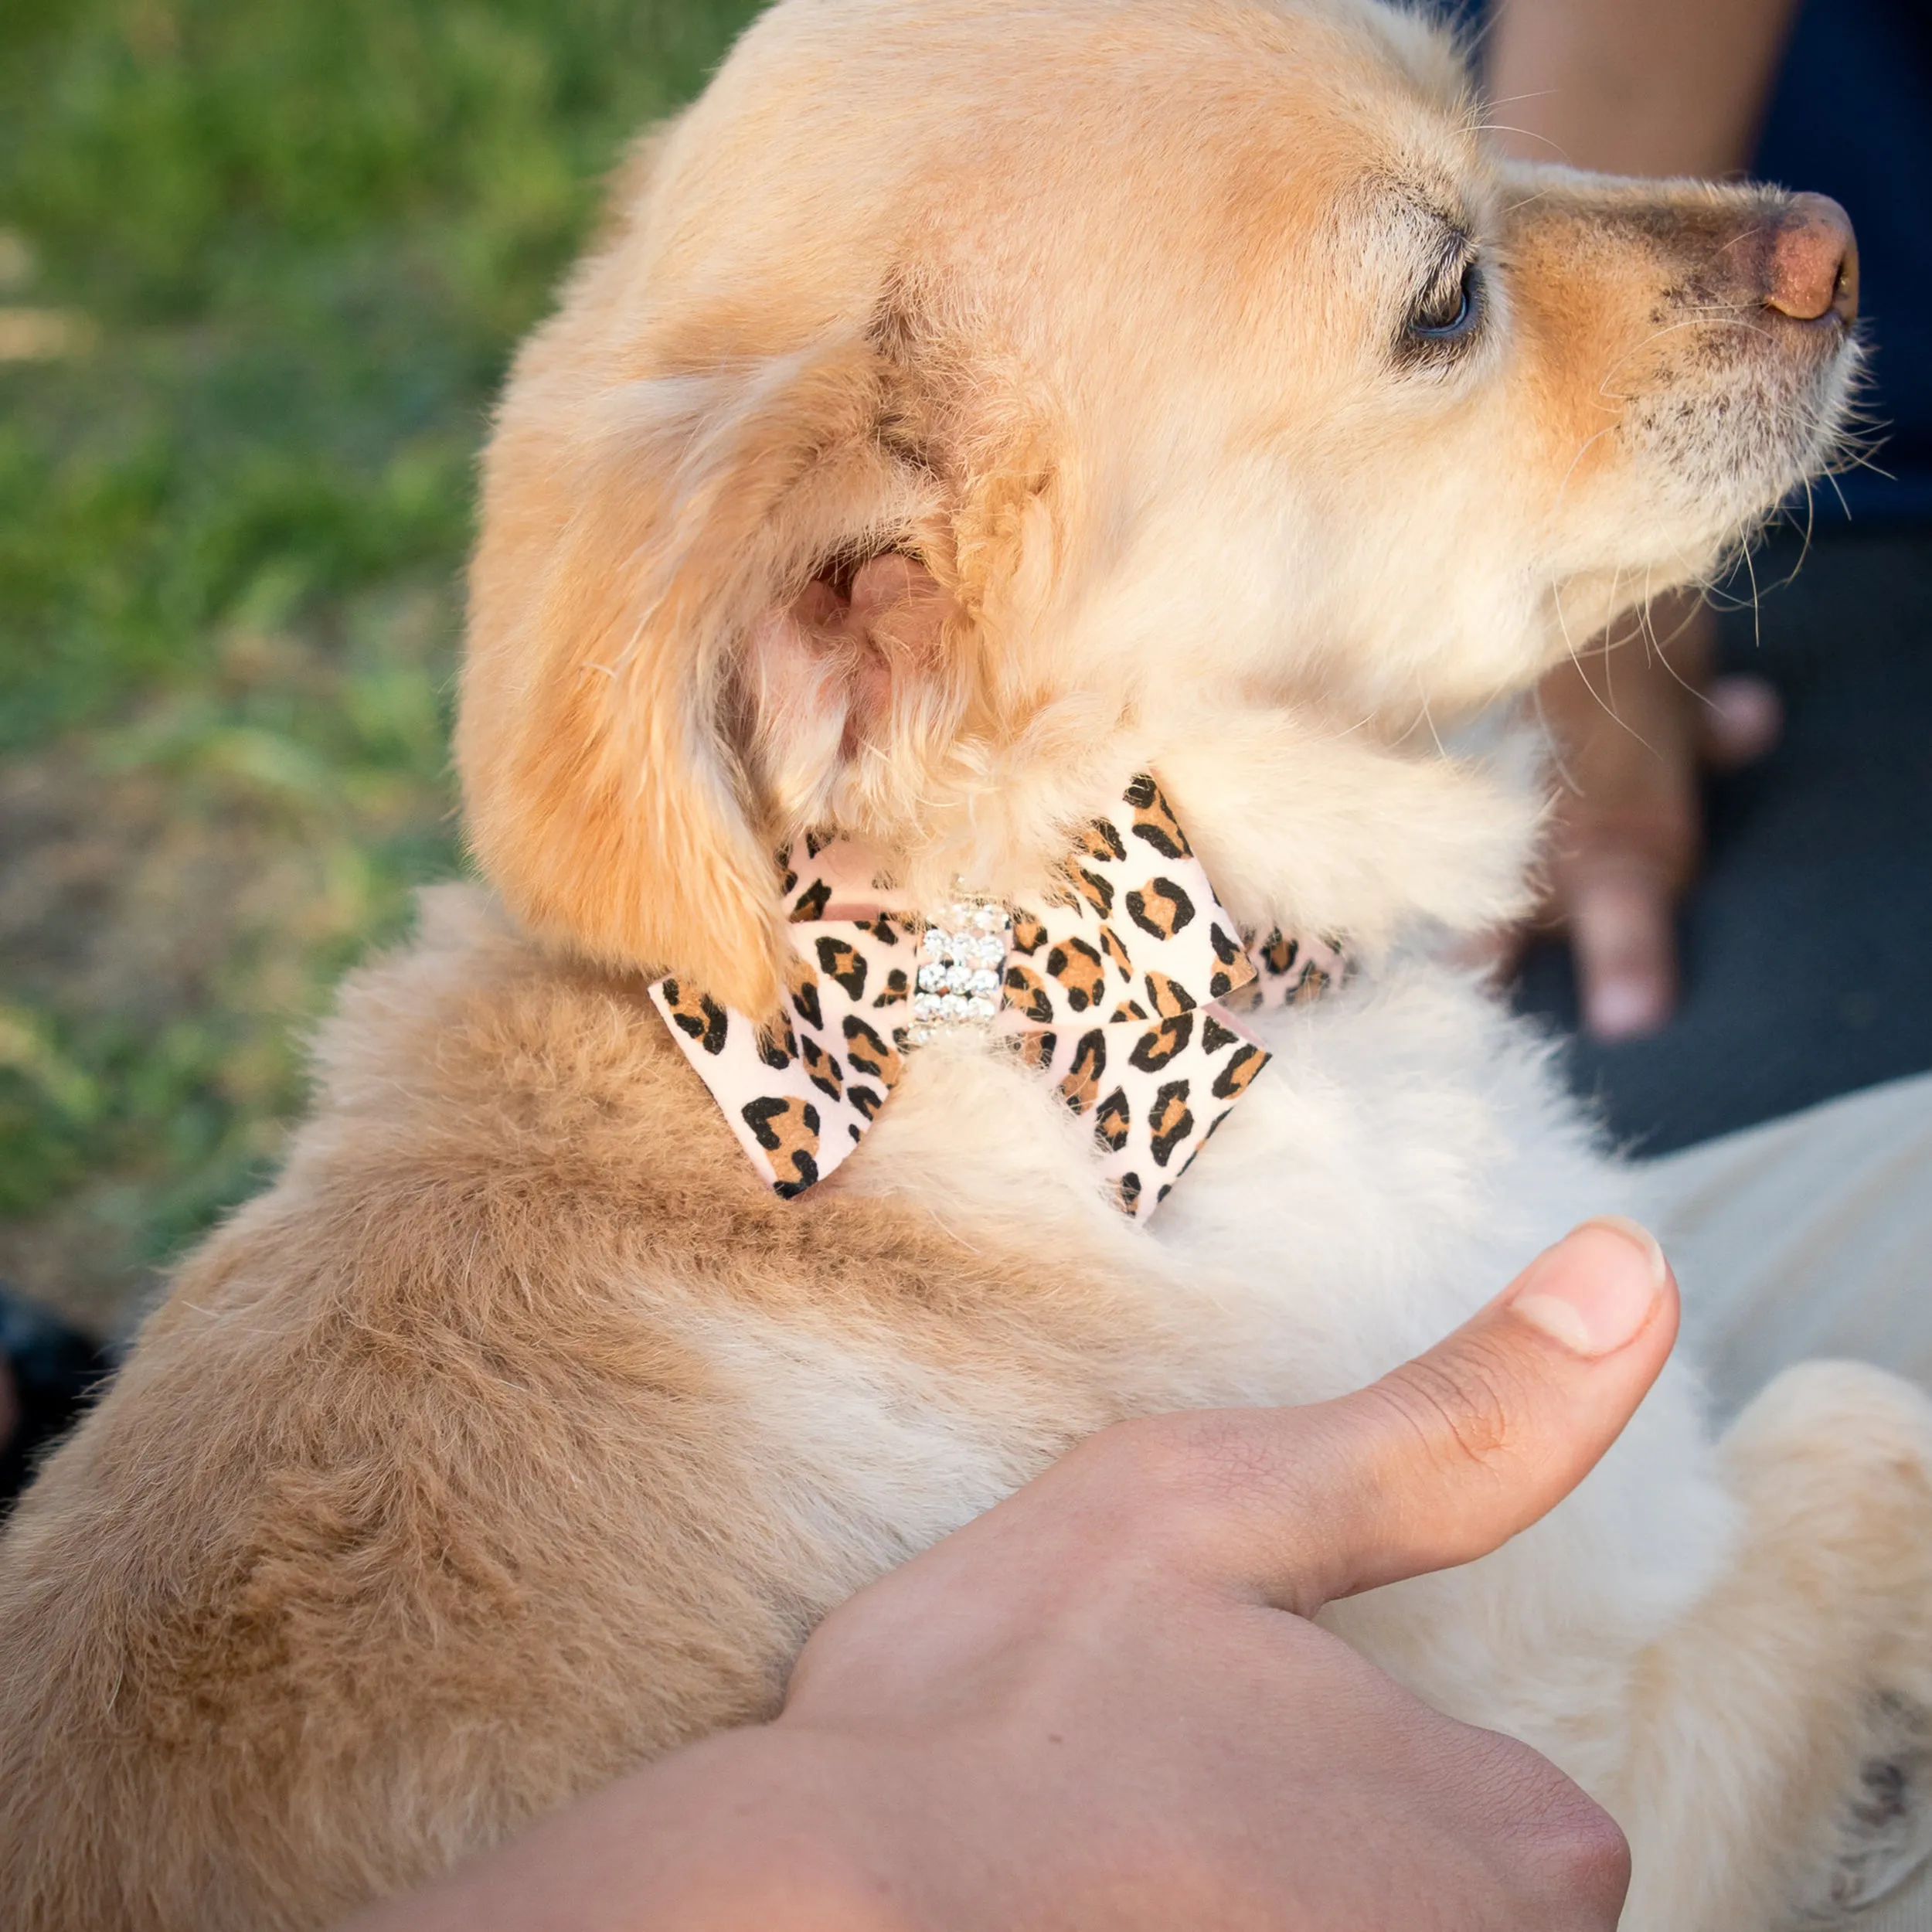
left=0, top=1287, right=114, bottom=1515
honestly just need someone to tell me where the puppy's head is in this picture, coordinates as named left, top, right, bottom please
left=457, top=0, right=1859, bottom=1009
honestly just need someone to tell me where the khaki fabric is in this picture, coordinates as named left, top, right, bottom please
left=1634, top=1072, right=1932, bottom=1929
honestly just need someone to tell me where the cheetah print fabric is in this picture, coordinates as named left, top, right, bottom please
left=648, top=774, right=1348, bottom=1218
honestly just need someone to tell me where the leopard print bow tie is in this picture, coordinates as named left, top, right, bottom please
left=649, top=774, right=1345, bottom=1220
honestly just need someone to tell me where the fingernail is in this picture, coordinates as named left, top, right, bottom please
left=1509, top=1217, right=1668, bottom=1356
left=1586, top=975, right=1668, bottom=1041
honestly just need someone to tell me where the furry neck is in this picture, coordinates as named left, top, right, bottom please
left=877, top=702, right=1543, bottom=968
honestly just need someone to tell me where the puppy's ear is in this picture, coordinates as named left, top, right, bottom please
left=458, top=325, right=947, bottom=1016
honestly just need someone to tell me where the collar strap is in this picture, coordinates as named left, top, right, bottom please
left=650, top=774, right=1345, bottom=1219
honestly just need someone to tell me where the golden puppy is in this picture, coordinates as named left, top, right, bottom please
left=2, top=2, right=1911, bottom=1927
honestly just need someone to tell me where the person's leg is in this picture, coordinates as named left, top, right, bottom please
left=1633, top=1071, right=1932, bottom=1423
left=1634, top=1071, right=1932, bottom=1929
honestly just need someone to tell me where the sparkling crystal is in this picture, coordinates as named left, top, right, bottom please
left=898, top=893, right=1011, bottom=1046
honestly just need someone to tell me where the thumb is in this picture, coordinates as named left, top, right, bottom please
left=1180, top=1218, right=1679, bottom=1616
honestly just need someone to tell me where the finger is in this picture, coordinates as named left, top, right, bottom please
left=1168, top=1218, right=1678, bottom=1615
left=1700, top=673, right=1781, bottom=773
left=1569, top=872, right=1676, bottom=1040
left=1444, top=923, right=1524, bottom=987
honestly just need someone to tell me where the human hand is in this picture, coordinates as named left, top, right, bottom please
left=1523, top=596, right=1780, bottom=1040
left=348, top=1218, right=1677, bottom=1932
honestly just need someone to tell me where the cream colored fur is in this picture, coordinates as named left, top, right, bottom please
left=2, top=2, right=1922, bottom=1927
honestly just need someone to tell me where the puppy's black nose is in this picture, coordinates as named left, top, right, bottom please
left=1764, top=192, right=1858, bottom=325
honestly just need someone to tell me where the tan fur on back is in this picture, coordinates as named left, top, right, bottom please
left=1, top=889, right=1164, bottom=1927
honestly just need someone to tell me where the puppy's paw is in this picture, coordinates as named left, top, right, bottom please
left=1720, top=1363, right=1932, bottom=1927
left=1793, top=1692, right=1932, bottom=1923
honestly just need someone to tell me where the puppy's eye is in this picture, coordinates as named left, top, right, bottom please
left=1408, top=260, right=1482, bottom=343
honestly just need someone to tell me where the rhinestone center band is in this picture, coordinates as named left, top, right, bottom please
left=908, top=894, right=1009, bottom=1046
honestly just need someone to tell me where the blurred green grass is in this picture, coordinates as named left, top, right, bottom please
left=0, top=0, right=762, bottom=1321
